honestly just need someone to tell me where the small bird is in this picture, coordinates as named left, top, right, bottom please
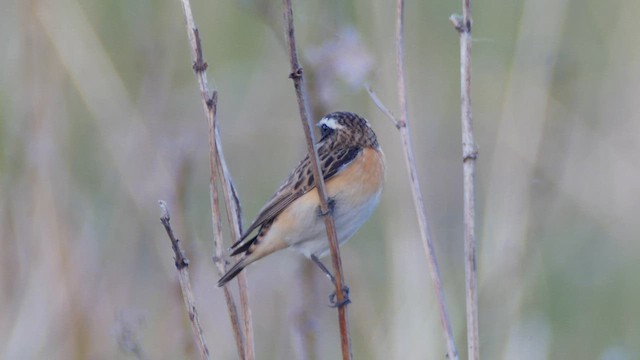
left=217, top=112, right=385, bottom=304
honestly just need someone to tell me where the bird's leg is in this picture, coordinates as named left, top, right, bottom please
left=310, top=254, right=336, bottom=283
left=310, top=254, right=350, bottom=307
left=316, top=197, right=336, bottom=217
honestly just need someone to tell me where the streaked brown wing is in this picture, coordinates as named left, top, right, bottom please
left=230, top=145, right=362, bottom=249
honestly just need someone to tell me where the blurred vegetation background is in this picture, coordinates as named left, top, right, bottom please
left=2, top=0, right=639, bottom=359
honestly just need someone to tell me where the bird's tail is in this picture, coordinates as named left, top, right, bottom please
left=217, top=232, right=287, bottom=286
left=217, top=235, right=259, bottom=287
left=217, top=256, right=250, bottom=287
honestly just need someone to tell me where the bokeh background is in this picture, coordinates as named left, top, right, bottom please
left=2, top=0, right=639, bottom=359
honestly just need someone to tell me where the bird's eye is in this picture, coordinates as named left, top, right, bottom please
left=320, top=124, right=333, bottom=137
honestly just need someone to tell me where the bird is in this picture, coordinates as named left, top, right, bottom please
left=217, top=111, right=385, bottom=305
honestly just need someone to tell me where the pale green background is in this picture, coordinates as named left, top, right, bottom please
left=1, top=0, right=639, bottom=359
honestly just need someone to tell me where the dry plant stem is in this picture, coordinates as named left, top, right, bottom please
left=282, top=0, right=352, bottom=359
left=206, top=94, right=248, bottom=360
left=367, top=67, right=461, bottom=360
left=451, top=1, right=479, bottom=359
left=176, top=1, right=253, bottom=359
left=158, top=201, right=211, bottom=360
left=213, top=117, right=255, bottom=360
left=394, top=0, right=459, bottom=358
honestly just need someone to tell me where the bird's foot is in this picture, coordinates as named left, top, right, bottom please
left=317, top=198, right=336, bottom=217
left=328, top=285, right=350, bottom=308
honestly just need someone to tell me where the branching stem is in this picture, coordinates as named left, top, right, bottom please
left=158, top=201, right=211, bottom=360
left=176, top=1, right=255, bottom=358
left=365, top=0, right=460, bottom=358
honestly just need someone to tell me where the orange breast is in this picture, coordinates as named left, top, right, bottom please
left=326, top=147, right=385, bottom=202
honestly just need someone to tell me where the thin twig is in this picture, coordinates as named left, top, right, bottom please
left=451, top=0, right=479, bottom=358
left=282, top=0, right=352, bottom=359
left=158, top=201, right=211, bottom=360
left=364, top=85, right=402, bottom=129
left=375, top=0, right=459, bottom=358
left=176, top=1, right=253, bottom=358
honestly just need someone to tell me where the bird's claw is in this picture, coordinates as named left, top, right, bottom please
left=328, top=285, right=350, bottom=308
left=318, top=198, right=336, bottom=217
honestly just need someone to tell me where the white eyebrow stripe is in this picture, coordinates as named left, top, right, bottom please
left=318, top=117, right=344, bottom=129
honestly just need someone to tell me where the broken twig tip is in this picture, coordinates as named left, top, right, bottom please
left=158, top=200, right=170, bottom=221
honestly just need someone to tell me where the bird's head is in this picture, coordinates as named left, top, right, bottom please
left=316, top=112, right=379, bottom=149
